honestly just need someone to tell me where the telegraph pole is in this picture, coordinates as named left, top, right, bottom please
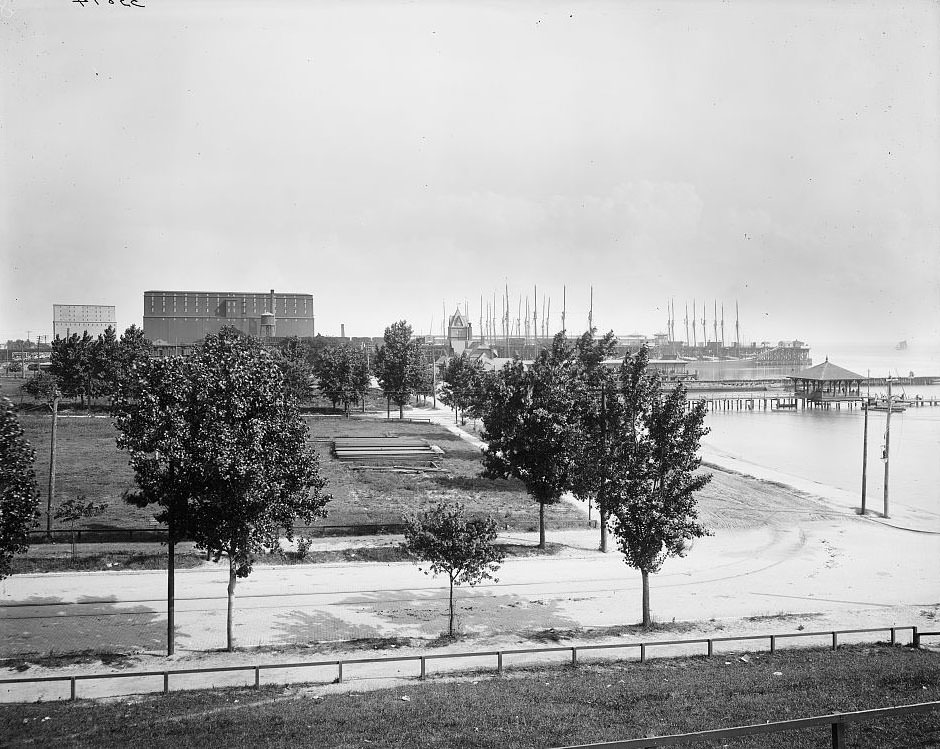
left=860, top=370, right=871, bottom=515
left=883, top=377, right=892, bottom=518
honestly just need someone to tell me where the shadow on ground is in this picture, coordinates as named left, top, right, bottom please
left=0, top=594, right=171, bottom=659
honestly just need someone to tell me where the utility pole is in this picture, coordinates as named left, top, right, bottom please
left=45, top=387, right=61, bottom=540
left=561, top=285, right=567, bottom=335
left=860, top=385, right=869, bottom=515
left=883, top=377, right=892, bottom=518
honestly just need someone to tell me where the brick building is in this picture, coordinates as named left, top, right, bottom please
left=142, top=290, right=314, bottom=345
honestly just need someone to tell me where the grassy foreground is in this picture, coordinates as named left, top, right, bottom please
left=2, top=645, right=939, bottom=748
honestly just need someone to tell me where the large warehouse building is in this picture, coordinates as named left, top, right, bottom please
left=53, top=304, right=116, bottom=339
left=143, top=290, right=315, bottom=345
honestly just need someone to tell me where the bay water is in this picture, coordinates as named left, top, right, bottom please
left=698, top=341, right=940, bottom=523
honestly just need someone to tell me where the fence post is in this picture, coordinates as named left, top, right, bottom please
left=640, top=644, right=646, bottom=663
left=163, top=671, right=169, bottom=694
left=337, top=662, right=343, bottom=683
left=70, top=677, right=76, bottom=701
left=913, top=626, right=920, bottom=649
left=707, top=639, right=713, bottom=657
left=832, top=632, right=838, bottom=650
left=831, top=720, right=846, bottom=748
left=890, top=627, right=896, bottom=646
left=571, top=648, right=578, bottom=667
left=770, top=635, right=776, bottom=654
left=255, top=667, right=260, bottom=689
left=420, top=657, right=426, bottom=680
left=497, top=652, right=503, bottom=674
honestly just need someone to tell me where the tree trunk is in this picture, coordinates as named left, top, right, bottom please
left=641, top=569, right=651, bottom=628
left=227, top=557, right=237, bottom=652
left=448, top=574, right=455, bottom=636
left=399, top=402, right=404, bottom=419
left=167, top=536, right=175, bottom=656
left=538, top=502, right=546, bottom=549
left=599, top=507, right=608, bottom=553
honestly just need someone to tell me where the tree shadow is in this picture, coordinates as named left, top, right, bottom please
left=0, top=594, right=173, bottom=660
left=271, top=608, right=382, bottom=645
left=334, top=587, right=582, bottom=638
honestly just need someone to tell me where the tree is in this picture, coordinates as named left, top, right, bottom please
left=0, top=398, right=40, bottom=579
left=91, top=326, right=121, bottom=404
left=407, top=339, right=433, bottom=406
left=402, top=502, right=504, bottom=636
left=115, top=324, right=152, bottom=400
left=50, top=332, right=93, bottom=405
left=375, top=320, right=416, bottom=418
left=114, top=354, right=198, bottom=655
left=569, top=330, right=619, bottom=552
left=481, top=334, right=584, bottom=548
left=22, top=374, right=62, bottom=539
left=53, top=495, right=108, bottom=559
left=440, top=354, right=485, bottom=425
left=115, top=330, right=331, bottom=652
left=277, top=336, right=315, bottom=404
left=607, top=346, right=712, bottom=627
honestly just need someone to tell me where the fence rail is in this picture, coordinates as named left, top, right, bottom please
left=1, top=625, right=933, bottom=704
left=554, top=701, right=940, bottom=748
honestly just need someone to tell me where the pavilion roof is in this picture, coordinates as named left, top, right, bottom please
left=788, top=359, right=866, bottom=382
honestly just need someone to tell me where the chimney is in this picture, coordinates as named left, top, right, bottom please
left=341, top=323, right=346, bottom=339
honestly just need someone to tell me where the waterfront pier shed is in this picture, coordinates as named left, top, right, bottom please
left=788, top=359, right=866, bottom=408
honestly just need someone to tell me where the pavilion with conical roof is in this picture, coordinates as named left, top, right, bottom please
left=788, top=358, right=867, bottom=408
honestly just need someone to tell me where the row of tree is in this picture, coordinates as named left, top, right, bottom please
left=438, top=331, right=712, bottom=626
left=25, top=325, right=152, bottom=406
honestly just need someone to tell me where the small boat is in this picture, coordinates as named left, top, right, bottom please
left=896, top=340, right=908, bottom=350
left=864, top=397, right=907, bottom=412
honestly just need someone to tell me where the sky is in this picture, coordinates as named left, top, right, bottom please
left=2, top=0, right=939, bottom=349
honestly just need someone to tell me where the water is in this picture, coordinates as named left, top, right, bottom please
left=698, top=342, right=940, bottom=523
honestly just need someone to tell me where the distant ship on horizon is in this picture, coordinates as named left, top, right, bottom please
left=896, top=340, right=908, bottom=350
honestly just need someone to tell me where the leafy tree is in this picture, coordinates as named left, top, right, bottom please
left=570, top=329, right=619, bottom=551
left=22, top=374, right=62, bottom=538
left=440, top=354, right=485, bottom=425
left=402, top=502, right=504, bottom=636
left=349, top=345, right=372, bottom=413
left=607, top=346, right=712, bottom=627
left=115, top=325, right=152, bottom=400
left=375, top=320, right=416, bottom=418
left=0, top=398, right=40, bottom=579
left=50, top=332, right=94, bottom=405
left=481, top=334, right=584, bottom=548
left=92, top=326, right=121, bottom=403
left=276, top=336, right=315, bottom=404
left=407, top=339, right=433, bottom=406
left=115, top=330, right=330, bottom=652
left=313, top=344, right=369, bottom=414
left=114, top=355, right=198, bottom=654
left=54, top=495, right=108, bottom=559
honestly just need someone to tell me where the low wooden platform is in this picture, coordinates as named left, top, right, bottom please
left=332, top=437, right=444, bottom=462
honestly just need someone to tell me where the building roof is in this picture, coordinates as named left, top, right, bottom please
left=449, top=307, right=468, bottom=328
left=788, top=359, right=865, bottom=382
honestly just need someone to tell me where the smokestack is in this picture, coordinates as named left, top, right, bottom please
left=341, top=323, right=346, bottom=339
left=269, top=289, right=275, bottom=314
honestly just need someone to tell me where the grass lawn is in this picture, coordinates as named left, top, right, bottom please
left=305, top=415, right=585, bottom=531
left=2, top=645, right=938, bottom=747
left=11, top=409, right=585, bottom=535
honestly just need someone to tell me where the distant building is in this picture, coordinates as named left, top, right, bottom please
left=53, top=304, right=116, bottom=339
left=143, top=289, right=314, bottom=346
left=447, top=307, right=472, bottom=355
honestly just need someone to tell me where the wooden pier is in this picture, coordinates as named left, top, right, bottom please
left=692, top=395, right=940, bottom=413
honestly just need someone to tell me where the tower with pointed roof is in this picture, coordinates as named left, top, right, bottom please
left=447, top=307, right=472, bottom=355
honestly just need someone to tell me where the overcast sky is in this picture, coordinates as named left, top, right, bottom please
left=2, top=0, right=938, bottom=348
